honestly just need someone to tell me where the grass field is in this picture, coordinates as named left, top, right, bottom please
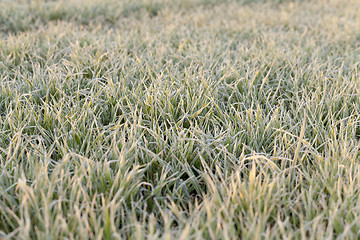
left=1, top=0, right=360, bottom=239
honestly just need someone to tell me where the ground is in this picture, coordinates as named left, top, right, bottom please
left=1, top=0, right=360, bottom=239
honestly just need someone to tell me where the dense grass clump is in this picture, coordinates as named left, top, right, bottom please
left=1, top=0, right=360, bottom=239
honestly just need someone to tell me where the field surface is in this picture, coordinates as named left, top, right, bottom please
left=1, top=0, right=360, bottom=239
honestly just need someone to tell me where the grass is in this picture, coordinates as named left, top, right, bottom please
left=1, top=0, right=360, bottom=239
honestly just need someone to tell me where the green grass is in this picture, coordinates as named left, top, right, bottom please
left=1, top=0, right=360, bottom=239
